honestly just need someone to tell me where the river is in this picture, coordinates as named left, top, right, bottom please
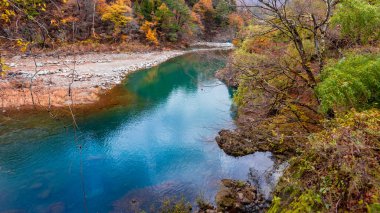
left=0, top=52, right=279, bottom=212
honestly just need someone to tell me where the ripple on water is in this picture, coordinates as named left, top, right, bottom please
left=0, top=52, right=284, bottom=212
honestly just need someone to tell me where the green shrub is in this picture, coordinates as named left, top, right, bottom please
left=316, top=54, right=380, bottom=113
left=332, top=0, right=380, bottom=43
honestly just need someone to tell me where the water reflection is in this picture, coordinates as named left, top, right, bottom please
left=0, top=52, right=280, bottom=212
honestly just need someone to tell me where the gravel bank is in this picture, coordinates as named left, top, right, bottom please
left=0, top=44, right=233, bottom=109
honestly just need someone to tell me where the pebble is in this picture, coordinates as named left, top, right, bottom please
left=36, top=62, right=44, bottom=67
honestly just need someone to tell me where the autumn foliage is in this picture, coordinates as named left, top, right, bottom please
left=100, top=0, right=133, bottom=35
left=0, top=0, right=241, bottom=48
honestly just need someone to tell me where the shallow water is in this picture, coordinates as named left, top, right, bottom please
left=0, top=52, right=280, bottom=212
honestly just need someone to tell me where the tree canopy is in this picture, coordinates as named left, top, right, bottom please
left=0, top=0, right=239, bottom=46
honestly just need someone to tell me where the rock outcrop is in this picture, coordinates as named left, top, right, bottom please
left=216, top=179, right=270, bottom=213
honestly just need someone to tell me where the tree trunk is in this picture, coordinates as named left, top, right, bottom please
left=0, top=52, right=3, bottom=75
left=92, top=0, right=97, bottom=38
left=290, top=26, right=317, bottom=88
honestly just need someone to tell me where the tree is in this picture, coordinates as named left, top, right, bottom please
left=241, top=0, right=339, bottom=87
left=193, top=0, right=214, bottom=13
left=0, top=0, right=50, bottom=47
left=215, top=0, right=343, bottom=156
left=332, top=0, right=380, bottom=44
left=215, top=0, right=232, bottom=26
left=154, top=3, right=179, bottom=41
left=136, top=0, right=162, bottom=21
left=100, top=0, right=133, bottom=35
left=228, top=12, right=243, bottom=33
left=193, top=0, right=215, bottom=36
left=164, top=0, right=192, bottom=28
left=140, top=20, right=158, bottom=45
left=146, top=27, right=159, bottom=45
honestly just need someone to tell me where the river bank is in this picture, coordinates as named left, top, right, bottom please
left=0, top=43, right=233, bottom=110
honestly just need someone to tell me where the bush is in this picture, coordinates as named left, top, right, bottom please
left=317, top=54, right=380, bottom=113
left=332, top=0, right=380, bottom=43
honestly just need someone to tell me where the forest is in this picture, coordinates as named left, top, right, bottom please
left=0, top=0, right=240, bottom=49
left=0, top=0, right=380, bottom=212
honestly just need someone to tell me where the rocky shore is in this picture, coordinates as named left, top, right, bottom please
left=199, top=179, right=271, bottom=213
left=0, top=44, right=233, bottom=110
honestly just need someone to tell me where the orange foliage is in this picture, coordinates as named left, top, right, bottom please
left=140, top=21, right=158, bottom=45
left=228, top=12, right=244, bottom=31
left=61, top=15, right=79, bottom=24
left=97, top=0, right=108, bottom=14
left=192, top=0, right=214, bottom=33
left=146, top=28, right=159, bottom=45
left=232, top=38, right=240, bottom=46
left=244, top=36, right=274, bottom=53
left=140, top=21, right=155, bottom=33
left=193, top=0, right=214, bottom=14
left=190, top=11, right=204, bottom=31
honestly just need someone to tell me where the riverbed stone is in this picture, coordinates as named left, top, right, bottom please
left=36, top=62, right=44, bottom=67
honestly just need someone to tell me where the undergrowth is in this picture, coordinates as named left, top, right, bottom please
left=269, top=109, right=380, bottom=212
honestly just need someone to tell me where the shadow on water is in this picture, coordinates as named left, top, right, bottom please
left=0, top=51, right=283, bottom=213
left=77, top=53, right=227, bottom=140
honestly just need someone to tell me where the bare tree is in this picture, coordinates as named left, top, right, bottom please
left=237, top=0, right=339, bottom=88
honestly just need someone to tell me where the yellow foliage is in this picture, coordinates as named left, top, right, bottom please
left=16, top=39, right=29, bottom=52
left=50, top=19, right=58, bottom=26
left=0, top=57, right=9, bottom=78
left=146, top=28, right=159, bottom=46
left=140, top=21, right=155, bottom=33
left=0, top=0, right=15, bottom=23
left=100, top=0, right=133, bottom=34
left=140, top=20, right=159, bottom=45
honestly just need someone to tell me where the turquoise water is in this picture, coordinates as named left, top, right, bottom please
left=0, top=52, right=277, bottom=212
